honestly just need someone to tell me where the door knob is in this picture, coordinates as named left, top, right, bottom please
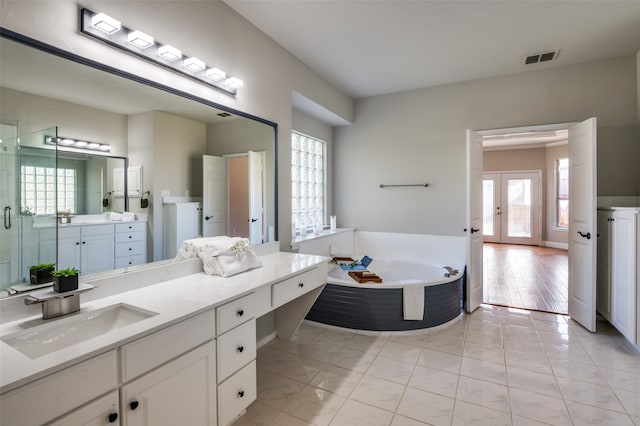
left=249, top=218, right=258, bottom=222
left=470, top=228, right=480, bottom=233
left=577, top=231, right=591, bottom=240
left=205, top=216, right=213, bottom=221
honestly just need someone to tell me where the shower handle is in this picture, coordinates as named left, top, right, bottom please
left=3, top=206, right=11, bottom=230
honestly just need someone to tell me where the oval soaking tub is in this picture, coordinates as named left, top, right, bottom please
left=305, top=259, right=464, bottom=332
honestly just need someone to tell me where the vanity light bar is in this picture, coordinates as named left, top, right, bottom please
left=80, top=8, right=242, bottom=96
left=45, top=136, right=111, bottom=152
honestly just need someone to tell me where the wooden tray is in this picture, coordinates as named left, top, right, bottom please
left=348, top=271, right=382, bottom=283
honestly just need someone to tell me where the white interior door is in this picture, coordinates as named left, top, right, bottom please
left=568, top=117, right=597, bottom=332
left=202, top=155, right=226, bottom=237
left=466, top=130, right=484, bottom=313
left=248, top=151, right=264, bottom=245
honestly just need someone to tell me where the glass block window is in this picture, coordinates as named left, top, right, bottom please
left=21, top=165, right=76, bottom=215
left=556, top=158, right=569, bottom=228
left=291, top=131, right=325, bottom=232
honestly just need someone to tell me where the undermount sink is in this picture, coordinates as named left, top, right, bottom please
left=1, top=303, right=157, bottom=359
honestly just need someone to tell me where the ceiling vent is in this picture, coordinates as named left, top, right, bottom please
left=524, top=50, right=560, bottom=66
left=217, top=112, right=232, bottom=118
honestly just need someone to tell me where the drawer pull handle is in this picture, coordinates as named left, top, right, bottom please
left=237, top=345, right=244, bottom=353
left=237, top=309, right=244, bottom=317
left=107, top=412, right=119, bottom=423
left=129, top=400, right=139, bottom=411
left=298, top=282, right=304, bottom=288
left=129, top=247, right=132, bottom=251
left=129, top=235, right=132, bottom=239
left=238, top=390, right=245, bottom=398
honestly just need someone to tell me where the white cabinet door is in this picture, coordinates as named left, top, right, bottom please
left=610, top=210, right=637, bottom=343
left=48, top=391, right=120, bottom=426
left=58, top=237, right=81, bottom=270
left=82, top=233, right=115, bottom=274
left=120, top=342, right=216, bottom=426
left=596, top=210, right=612, bottom=321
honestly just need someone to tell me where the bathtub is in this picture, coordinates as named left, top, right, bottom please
left=306, top=257, right=464, bottom=332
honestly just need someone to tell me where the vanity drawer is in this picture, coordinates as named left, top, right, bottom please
left=115, top=230, right=145, bottom=243
left=57, top=226, right=80, bottom=239
left=0, top=350, right=117, bottom=426
left=115, top=222, right=146, bottom=233
left=271, top=266, right=326, bottom=308
left=115, top=254, right=147, bottom=269
left=217, top=320, right=256, bottom=383
left=217, top=360, right=256, bottom=426
left=120, top=310, right=215, bottom=382
left=81, top=224, right=114, bottom=236
left=216, top=293, right=256, bottom=335
left=115, top=240, right=146, bottom=256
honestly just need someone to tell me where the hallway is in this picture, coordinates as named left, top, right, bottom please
left=483, top=243, right=569, bottom=314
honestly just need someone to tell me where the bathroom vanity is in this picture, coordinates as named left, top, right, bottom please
left=0, top=251, right=329, bottom=426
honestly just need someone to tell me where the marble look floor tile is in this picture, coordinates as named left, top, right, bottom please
left=543, top=341, right=593, bottom=364
left=233, top=400, right=279, bottom=426
left=379, top=340, right=422, bottom=364
left=451, top=400, right=511, bottom=426
left=612, top=387, right=640, bottom=417
left=329, top=399, right=393, bottom=426
left=317, top=328, right=356, bottom=347
left=257, top=369, right=307, bottom=410
left=346, top=334, right=388, bottom=354
left=565, top=400, right=635, bottom=426
left=507, top=365, right=562, bottom=398
left=366, top=355, right=416, bottom=385
left=269, top=412, right=315, bottom=425
left=504, top=349, right=554, bottom=375
left=296, top=322, right=328, bottom=339
left=349, top=375, right=406, bottom=412
left=557, top=377, right=626, bottom=413
left=464, top=328, right=503, bottom=347
left=509, top=387, right=572, bottom=425
left=423, top=337, right=465, bottom=356
left=532, top=319, right=571, bottom=334
left=549, top=357, right=604, bottom=384
left=463, top=341, right=506, bottom=365
left=599, top=367, right=640, bottom=393
left=388, top=332, right=429, bottom=348
left=502, top=336, right=544, bottom=353
left=455, top=375, right=510, bottom=413
left=283, top=385, right=346, bottom=426
left=390, top=414, right=430, bottom=425
left=329, top=346, right=377, bottom=373
left=408, top=364, right=459, bottom=398
left=308, top=365, right=363, bottom=397
left=511, top=415, right=555, bottom=425
left=460, top=356, right=508, bottom=385
left=257, top=347, right=325, bottom=383
left=530, top=310, right=569, bottom=323
left=417, top=348, right=462, bottom=374
left=633, top=415, right=640, bottom=426
left=296, top=338, right=345, bottom=363
left=396, top=388, right=455, bottom=426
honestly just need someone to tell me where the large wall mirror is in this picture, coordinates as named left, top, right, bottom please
left=0, top=31, right=277, bottom=294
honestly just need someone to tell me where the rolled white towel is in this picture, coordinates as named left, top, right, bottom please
left=175, top=236, right=239, bottom=261
left=198, top=238, right=262, bottom=277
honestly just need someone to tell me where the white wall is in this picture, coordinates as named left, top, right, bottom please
left=1, top=0, right=354, bottom=251
left=334, top=55, right=638, bottom=236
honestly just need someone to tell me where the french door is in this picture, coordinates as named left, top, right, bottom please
left=483, top=171, right=541, bottom=245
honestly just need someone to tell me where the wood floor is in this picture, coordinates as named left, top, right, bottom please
left=483, top=243, right=569, bottom=314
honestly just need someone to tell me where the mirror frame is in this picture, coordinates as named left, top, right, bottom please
left=0, top=27, right=279, bottom=241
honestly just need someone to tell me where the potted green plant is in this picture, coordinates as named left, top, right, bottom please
left=29, top=263, right=55, bottom=285
left=52, top=268, right=80, bottom=293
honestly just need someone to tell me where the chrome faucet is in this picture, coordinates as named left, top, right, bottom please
left=25, top=284, right=94, bottom=319
left=443, top=266, right=459, bottom=277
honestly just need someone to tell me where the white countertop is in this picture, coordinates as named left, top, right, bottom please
left=0, top=251, right=329, bottom=394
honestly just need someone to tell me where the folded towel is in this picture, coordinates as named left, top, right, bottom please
left=403, top=285, right=425, bottom=320
left=110, top=212, right=123, bottom=221
left=198, top=238, right=262, bottom=277
left=175, top=236, right=238, bottom=261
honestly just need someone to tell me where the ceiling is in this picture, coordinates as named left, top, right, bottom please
left=225, top=0, right=640, bottom=99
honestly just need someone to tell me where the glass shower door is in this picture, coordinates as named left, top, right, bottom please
left=0, top=121, right=57, bottom=293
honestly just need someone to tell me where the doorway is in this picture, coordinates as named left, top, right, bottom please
left=483, top=171, right=542, bottom=246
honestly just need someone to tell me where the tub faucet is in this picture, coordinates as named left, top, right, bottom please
left=443, top=266, right=458, bottom=277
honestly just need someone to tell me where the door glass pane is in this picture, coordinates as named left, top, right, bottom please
left=482, top=179, right=494, bottom=236
left=507, top=178, right=531, bottom=238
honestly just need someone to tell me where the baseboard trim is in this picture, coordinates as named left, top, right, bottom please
left=543, top=241, right=568, bottom=250
left=256, top=331, right=277, bottom=349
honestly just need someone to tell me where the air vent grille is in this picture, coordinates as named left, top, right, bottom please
left=524, top=50, right=560, bottom=65
left=217, top=112, right=232, bottom=118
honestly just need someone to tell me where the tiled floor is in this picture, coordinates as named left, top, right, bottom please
left=234, top=305, right=640, bottom=426
left=484, top=243, right=569, bottom=314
